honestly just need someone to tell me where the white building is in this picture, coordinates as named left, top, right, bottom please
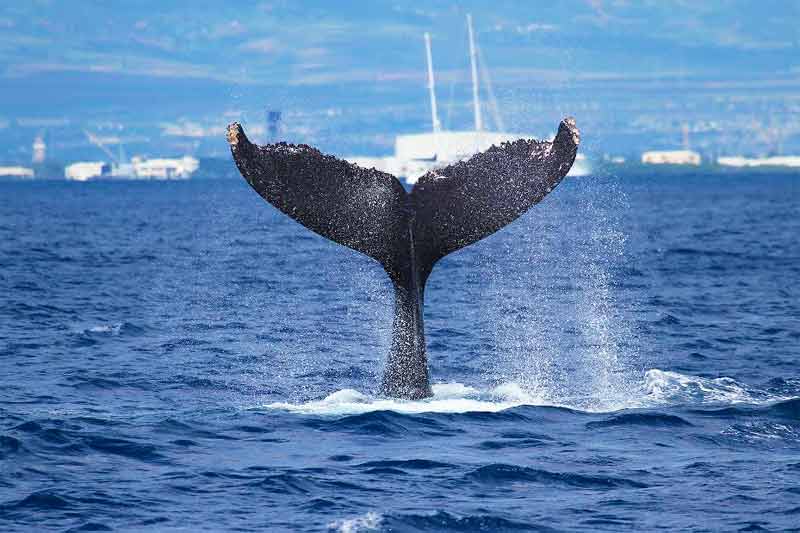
left=641, top=150, right=701, bottom=166
left=74, top=130, right=200, bottom=180
left=65, top=161, right=109, bottom=181
left=0, top=166, right=35, bottom=178
left=64, top=156, right=199, bottom=181
left=130, top=156, right=199, bottom=179
left=717, top=155, right=800, bottom=168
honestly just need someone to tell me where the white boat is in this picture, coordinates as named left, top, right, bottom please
left=346, top=15, right=589, bottom=184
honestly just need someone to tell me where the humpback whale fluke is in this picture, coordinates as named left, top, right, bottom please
left=227, top=118, right=580, bottom=399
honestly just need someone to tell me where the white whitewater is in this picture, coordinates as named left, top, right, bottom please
left=262, top=369, right=787, bottom=416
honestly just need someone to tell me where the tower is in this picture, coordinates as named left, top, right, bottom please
left=266, top=110, right=282, bottom=142
left=32, top=135, right=46, bottom=164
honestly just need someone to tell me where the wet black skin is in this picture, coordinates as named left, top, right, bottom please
left=227, top=119, right=580, bottom=399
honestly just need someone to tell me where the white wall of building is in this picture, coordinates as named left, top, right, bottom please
left=65, top=161, right=108, bottom=181
left=641, top=150, right=701, bottom=165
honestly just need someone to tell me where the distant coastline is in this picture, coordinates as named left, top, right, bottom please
left=2, top=157, right=799, bottom=183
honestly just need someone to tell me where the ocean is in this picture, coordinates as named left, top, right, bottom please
left=1, top=173, right=798, bottom=531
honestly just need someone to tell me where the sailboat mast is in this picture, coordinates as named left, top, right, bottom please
left=466, top=13, right=483, bottom=132
left=424, top=32, right=441, bottom=134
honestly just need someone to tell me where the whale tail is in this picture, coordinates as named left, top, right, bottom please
left=227, top=119, right=580, bottom=399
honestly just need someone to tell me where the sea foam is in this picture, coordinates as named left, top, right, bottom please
left=262, top=369, right=792, bottom=416
left=328, top=511, right=383, bottom=533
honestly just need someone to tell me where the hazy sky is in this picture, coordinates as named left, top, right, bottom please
left=1, top=1, right=798, bottom=159
left=3, top=1, right=797, bottom=85
left=0, top=0, right=800, bottom=84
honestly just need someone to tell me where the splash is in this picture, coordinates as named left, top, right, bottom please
left=475, top=176, right=640, bottom=412
left=328, top=512, right=383, bottom=533
left=262, top=369, right=790, bottom=416
left=264, top=382, right=546, bottom=415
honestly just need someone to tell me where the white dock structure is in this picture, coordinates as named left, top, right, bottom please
left=717, top=155, right=800, bottom=168
left=64, top=131, right=199, bottom=181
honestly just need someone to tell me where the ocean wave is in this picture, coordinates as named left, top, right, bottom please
left=329, top=510, right=548, bottom=532
left=585, top=412, right=693, bottom=428
left=2, top=490, right=72, bottom=511
left=73, top=321, right=145, bottom=337
left=249, top=473, right=315, bottom=495
left=64, top=523, right=113, bottom=533
left=465, top=463, right=648, bottom=489
left=356, top=459, right=453, bottom=470
left=382, top=510, right=551, bottom=531
left=81, top=435, right=164, bottom=462
left=767, top=397, right=800, bottom=420
left=642, top=369, right=776, bottom=406
left=0, top=435, right=24, bottom=459
left=720, top=422, right=800, bottom=444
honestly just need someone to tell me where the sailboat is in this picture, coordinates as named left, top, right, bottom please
left=347, top=14, right=588, bottom=183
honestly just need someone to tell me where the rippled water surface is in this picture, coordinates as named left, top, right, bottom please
left=1, top=174, right=799, bottom=531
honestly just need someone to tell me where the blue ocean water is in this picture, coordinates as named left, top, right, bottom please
left=1, top=173, right=799, bottom=532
